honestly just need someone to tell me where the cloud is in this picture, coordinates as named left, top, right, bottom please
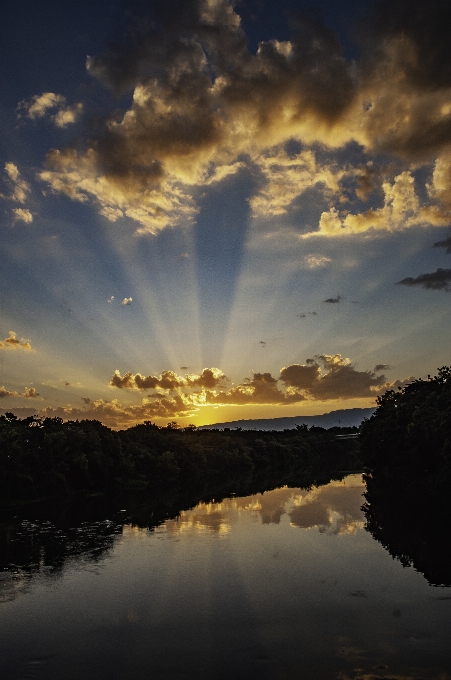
left=0, top=385, right=40, bottom=399
left=34, top=394, right=198, bottom=428
left=434, top=235, right=451, bottom=253
left=2, top=163, right=31, bottom=204
left=374, top=364, right=390, bottom=372
left=18, top=92, right=66, bottom=119
left=38, top=1, right=358, bottom=234
left=323, top=295, right=341, bottom=303
left=250, top=149, right=342, bottom=219
left=203, top=371, right=305, bottom=406
left=280, top=354, right=389, bottom=400
left=108, top=296, right=115, bottom=303
left=12, top=208, right=33, bottom=223
left=53, top=103, right=84, bottom=128
left=0, top=386, right=20, bottom=398
left=17, top=92, right=82, bottom=128
left=1, top=352, right=408, bottom=425
left=305, top=170, right=451, bottom=237
left=32, top=0, right=451, bottom=238
left=397, top=268, right=451, bottom=291
left=109, top=353, right=401, bottom=410
left=110, top=367, right=227, bottom=391
left=304, top=254, right=332, bottom=269
left=0, top=331, right=33, bottom=351
left=24, top=387, right=39, bottom=398
left=122, top=297, right=132, bottom=305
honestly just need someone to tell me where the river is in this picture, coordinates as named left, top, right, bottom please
left=1, top=473, right=450, bottom=679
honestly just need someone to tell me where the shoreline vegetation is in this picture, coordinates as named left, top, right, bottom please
left=0, top=413, right=361, bottom=506
left=360, top=365, right=451, bottom=586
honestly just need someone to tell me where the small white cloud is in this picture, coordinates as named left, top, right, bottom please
left=12, top=208, right=33, bottom=223
left=108, top=296, right=115, bottom=303
left=305, top=254, right=332, bottom=269
left=122, top=297, right=133, bottom=305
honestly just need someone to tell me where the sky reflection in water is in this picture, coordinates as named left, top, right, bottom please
left=1, top=474, right=451, bottom=680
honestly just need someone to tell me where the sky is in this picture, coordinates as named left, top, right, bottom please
left=1, top=0, right=451, bottom=429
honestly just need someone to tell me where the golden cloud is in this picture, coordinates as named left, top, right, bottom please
left=30, top=0, right=451, bottom=237
left=12, top=208, right=33, bottom=223
left=0, top=385, right=40, bottom=400
left=18, top=92, right=66, bottom=119
left=250, top=149, right=343, bottom=219
left=305, top=168, right=451, bottom=237
left=53, top=103, right=84, bottom=128
left=24, top=387, right=39, bottom=399
left=110, top=367, right=227, bottom=391
left=0, top=331, right=33, bottom=351
left=110, top=354, right=402, bottom=409
left=17, top=92, right=83, bottom=128
left=2, top=163, right=31, bottom=204
left=0, top=386, right=20, bottom=398
left=38, top=2, right=358, bottom=233
left=36, top=393, right=198, bottom=429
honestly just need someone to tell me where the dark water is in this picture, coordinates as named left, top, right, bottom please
left=1, top=474, right=450, bottom=680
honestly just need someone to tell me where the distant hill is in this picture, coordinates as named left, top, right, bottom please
left=199, top=408, right=376, bottom=431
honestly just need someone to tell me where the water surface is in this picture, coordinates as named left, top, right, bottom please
left=1, top=474, right=450, bottom=679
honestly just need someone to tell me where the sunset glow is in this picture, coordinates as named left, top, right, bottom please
left=1, top=0, right=450, bottom=428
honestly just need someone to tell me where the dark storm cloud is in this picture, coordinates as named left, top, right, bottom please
left=88, top=0, right=355, bottom=120
left=323, top=295, right=341, bottom=303
left=397, top=268, right=451, bottom=291
left=434, top=236, right=451, bottom=253
left=368, top=0, right=451, bottom=91
left=357, top=0, right=451, bottom=160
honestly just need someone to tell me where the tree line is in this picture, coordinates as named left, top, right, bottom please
left=359, top=365, right=451, bottom=482
left=0, top=414, right=361, bottom=503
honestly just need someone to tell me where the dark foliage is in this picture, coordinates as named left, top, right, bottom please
left=0, top=412, right=361, bottom=503
left=360, top=366, right=451, bottom=585
left=359, top=366, right=451, bottom=480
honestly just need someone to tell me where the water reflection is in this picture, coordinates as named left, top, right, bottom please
left=363, top=470, right=451, bottom=587
left=1, top=473, right=343, bottom=603
left=164, top=475, right=365, bottom=537
left=1, top=473, right=451, bottom=679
